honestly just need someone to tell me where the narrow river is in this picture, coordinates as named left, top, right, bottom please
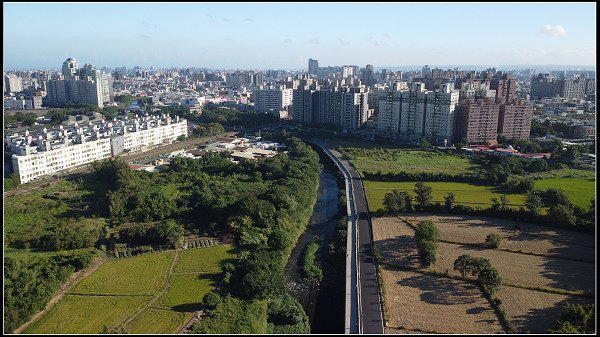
left=284, top=164, right=344, bottom=333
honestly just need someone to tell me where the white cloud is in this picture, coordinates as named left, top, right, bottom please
left=540, top=24, right=567, bottom=37
left=338, top=38, right=350, bottom=46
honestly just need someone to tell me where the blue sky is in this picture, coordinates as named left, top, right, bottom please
left=3, top=2, right=596, bottom=70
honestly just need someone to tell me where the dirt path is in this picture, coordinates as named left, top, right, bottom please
left=177, top=310, right=205, bottom=334
left=118, top=250, right=181, bottom=331
left=13, top=255, right=107, bottom=334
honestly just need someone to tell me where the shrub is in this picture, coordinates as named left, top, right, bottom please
left=485, top=233, right=503, bottom=248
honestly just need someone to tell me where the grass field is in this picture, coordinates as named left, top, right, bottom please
left=338, top=147, right=476, bottom=176
left=363, top=181, right=527, bottom=211
left=125, top=308, right=192, bottom=334
left=4, top=180, right=105, bottom=247
left=534, top=177, right=595, bottom=209
left=23, top=294, right=150, bottom=334
left=380, top=269, right=503, bottom=334
left=175, top=245, right=236, bottom=273
left=158, top=274, right=215, bottom=309
left=71, top=251, right=174, bottom=295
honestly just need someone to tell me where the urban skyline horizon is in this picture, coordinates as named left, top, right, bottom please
left=4, top=61, right=596, bottom=72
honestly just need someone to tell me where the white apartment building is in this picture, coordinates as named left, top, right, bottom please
left=377, top=82, right=459, bottom=144
left=8, top=114, right=188, bottom=183
left=253, top=86, right=293, bottom=113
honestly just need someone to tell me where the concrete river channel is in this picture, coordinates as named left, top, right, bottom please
left=284, top=162, right=345, bottom=333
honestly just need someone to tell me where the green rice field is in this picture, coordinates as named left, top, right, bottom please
left=534, top=177, right=595, bottom=209
left=25, top=245, right=235, bottom=334
left=363, top=181, right=527, bottom=211
left=158, top=274, right=215, bottom=309
left=125, top=308, right=191, bottom=334
left=23, top=295, right=150, bottom=334
left=175, top=244, right=236, bottom=273
left=71, top=251, right=174, bottom=295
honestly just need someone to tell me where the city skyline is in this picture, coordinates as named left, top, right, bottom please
left=3, top=2, right=596, bottom=69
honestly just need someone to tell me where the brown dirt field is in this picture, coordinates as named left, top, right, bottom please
left=372, top=217, right=420, bottom=268
left=380, top=269, right=504, bottom=334
left=430, top=242, right=595, bottom=293
left=402, top=213, right=595, bottom=262
left=384, top=326, right=427, bottom=334
left=495, top=286, right=595, bottom=333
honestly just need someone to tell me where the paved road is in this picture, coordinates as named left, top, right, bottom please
left=309, top=139, right=384, bottom=334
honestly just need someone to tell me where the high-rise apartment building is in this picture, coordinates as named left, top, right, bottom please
left=308, top=58, right=319, bottom=76
left=62, top=58, right=79, bottom=80
left=4, top=74, right=23, bottom=94
left=254, top=86, right=293, bottom=113
left=377, top=83, right=459, bottom=144
left=498, top=99, right=534, bottom=140
left=292, top=78, right=317, bottom=124
left=455, top=98, right=500, bottom=143
left=361, top=64, right=375, bottom=87
left=490, top=73, right=517, bottom=104
left=45, top=58, right=109, bottom=107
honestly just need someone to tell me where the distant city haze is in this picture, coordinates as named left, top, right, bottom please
left=3, top=2, right=596, bottom=70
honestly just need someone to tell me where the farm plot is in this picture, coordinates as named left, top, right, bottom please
left=363, top=181, right=526, bottom=211
left=534, top=177, right=595, bottom=209
left=402, top=214, right=595, bottom=262
left=158, top=274, right=215, bottom=310
left=175, top=244, right=236, bottom=273
left=125, top=308, right=192, bottom=334
left=23, top=294, right=150, bottom=334
left=380, top=269, right=503, bottom=334
left=71, top=251, right=174, bottom=295
left=372, top=217, right=420, bottom=268
left=430, top=242, right=595, bottom=293
left=495, top=286, right=595, bottom=333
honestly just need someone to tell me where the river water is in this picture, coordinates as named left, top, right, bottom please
left=284, top=165, right=344, bottom=333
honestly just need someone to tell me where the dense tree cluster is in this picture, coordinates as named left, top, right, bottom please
left=453, top=254, right=501, bottom=295
left=4, top=250, right=96, bottom=333
left=548, top=303, right=595, bottom=334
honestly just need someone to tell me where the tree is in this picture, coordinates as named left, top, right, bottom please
left=416, top=240, right=437, bottom=267
left=542, top=189, right=571, bottom=207
left=548, top=204, right=577, bottom=227
left=485, top=233, right=503, bottom=248
left=203, top=292, right=222, bottom=309
left=444, top=192, right=456, bottom=210
left=525, top=193, right=543, bottom=215
left=490, top=197, right=501, bottom=211
left=453, top=254, right=474, bottom=278
left=478, top=266, right=501, bottom=295
left=413, top=182, right=433, bottom=210
left=155, top=219, right=184, bottom=247
left=414, top=220, right=440, bottom=243
left=419, top=138, right=431, bottom=148
left=454, top=138, right=468, bottom=150
left=454, top=255, right=492, bottom=278
left=383, top=190, right=412, bottom=214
